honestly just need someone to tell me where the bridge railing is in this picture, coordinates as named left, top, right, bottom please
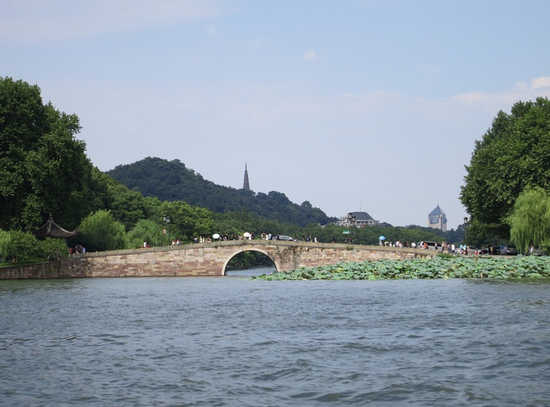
left=82, top=239, right=434, bottom=258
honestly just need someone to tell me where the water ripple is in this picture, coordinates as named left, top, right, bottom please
left=0, top=277, right=549, bottom=406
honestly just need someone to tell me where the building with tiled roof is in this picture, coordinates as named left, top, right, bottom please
left=338, top=211, right=379, bottom=228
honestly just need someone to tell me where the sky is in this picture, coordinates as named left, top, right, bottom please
left=3, top=0, right=550, bottom=228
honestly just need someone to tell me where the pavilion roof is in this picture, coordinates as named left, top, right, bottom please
left=35, top=215, right=77, bottom=238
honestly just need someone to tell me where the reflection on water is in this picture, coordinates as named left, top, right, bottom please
left=225, top=265, right=276, bottom=277
left=1, top=276, right=549, bottom=406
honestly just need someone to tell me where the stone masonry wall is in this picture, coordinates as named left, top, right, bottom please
left=0, top=258, right=87, bottom=280
left=0, top=241, right=433, bottom=279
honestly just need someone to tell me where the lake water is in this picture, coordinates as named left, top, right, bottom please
left=1, top=267, right=549, bottom=406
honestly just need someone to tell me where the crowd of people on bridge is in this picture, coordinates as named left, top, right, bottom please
left=380, top=240, right=472, bottom=255
left=134, top=230, right=485, bottom=256
left=135, top=232, right=484, bottom=256
left=188, top=234, right=470, bottom=253
left=191, top=233, right=318, bottom=243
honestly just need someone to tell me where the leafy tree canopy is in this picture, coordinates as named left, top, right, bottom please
left=0, top=77, right=97, bottom=230
left=508, top=187, right=550, bottom=254
left=159, top=200, right=214, bottom=240
left=75, top=210, right=127, bottom=251
left=127, top=219, right=172, bottom=249
left=460, top=98, right=550, bottom=244
left=0, top=229, right=67, bottom=264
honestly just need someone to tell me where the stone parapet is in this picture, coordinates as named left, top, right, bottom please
left=0, top=241, right=435, bottom=279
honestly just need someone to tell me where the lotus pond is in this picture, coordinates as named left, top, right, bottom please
left=254, top=255, right=550, bottom=280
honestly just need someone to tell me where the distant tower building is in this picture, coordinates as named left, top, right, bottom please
left=428, top=204, right=447, bottom=231
left=242, top=163, right=250, bottom=191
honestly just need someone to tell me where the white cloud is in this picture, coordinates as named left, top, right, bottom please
left=0, top=0, right=220, bottom=43
left=450, top=77, right=550, bottom=113
left=531, top=76, right=550, bottom=89
left=303, top=49, right=317, bottom=61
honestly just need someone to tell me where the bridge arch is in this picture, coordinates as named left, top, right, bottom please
left=221, top=248, right=280, bottom=275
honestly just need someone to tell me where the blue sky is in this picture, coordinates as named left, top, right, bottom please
left=3, top=0, right=550, bottom=227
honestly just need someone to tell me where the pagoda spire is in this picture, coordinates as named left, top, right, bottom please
left=243, top=163, right=250, bottom=191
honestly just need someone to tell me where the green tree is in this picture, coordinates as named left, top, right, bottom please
left=460, top=97, right=550, bottom=244
left=37, top=237, right=69, bottom=261
left=0, top=230, right=41, bottom=263
left=103, top=175, right=149, bottom=230
left=0, top=230, right=68, bottom=264
left=159, top=201, right=213, bottom=241
left=127, top=219, right=171, bottom=248
left=0, top=77, right=97, bottom=231
left=508, top=187, right=550, bottom=254
left=463, top=220, right=508, bottom=248
left=76, top=210, right=127, bottom=251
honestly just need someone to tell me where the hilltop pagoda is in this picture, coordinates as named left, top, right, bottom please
left=242, top=163, right=250, bottom=191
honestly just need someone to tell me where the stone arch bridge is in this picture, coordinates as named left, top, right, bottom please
left=42, top=240, right=434, bottom=279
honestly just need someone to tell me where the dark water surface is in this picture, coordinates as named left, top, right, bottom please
left=1, top=269, right=550, bottom=406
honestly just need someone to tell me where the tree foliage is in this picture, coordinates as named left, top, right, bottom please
left=460, top=97, right=550, bottom=244
left=127, top=219, right=171, bottom=249
left=0, top=77, right=97, bottom=230
left=107, top=157, right=334, bottom=226
left=463, top=220, right=508, bottom=248
left=0, top=230, right=39, bottom=263
left=76, top=210, right=127, bottom=252
left=159, top=201, right=214, bottom=240
left=508, top=187, right=550, bottom=254
left=226, top=251, right=274, bottom=270
left=37, top=237, right=69, bottom=261
left=211, top=210, right=461, bottom=244
left=0, top=230, right=67, bottom=264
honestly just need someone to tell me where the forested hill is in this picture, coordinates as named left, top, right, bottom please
left=107, top=157, right=333, bottom=226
